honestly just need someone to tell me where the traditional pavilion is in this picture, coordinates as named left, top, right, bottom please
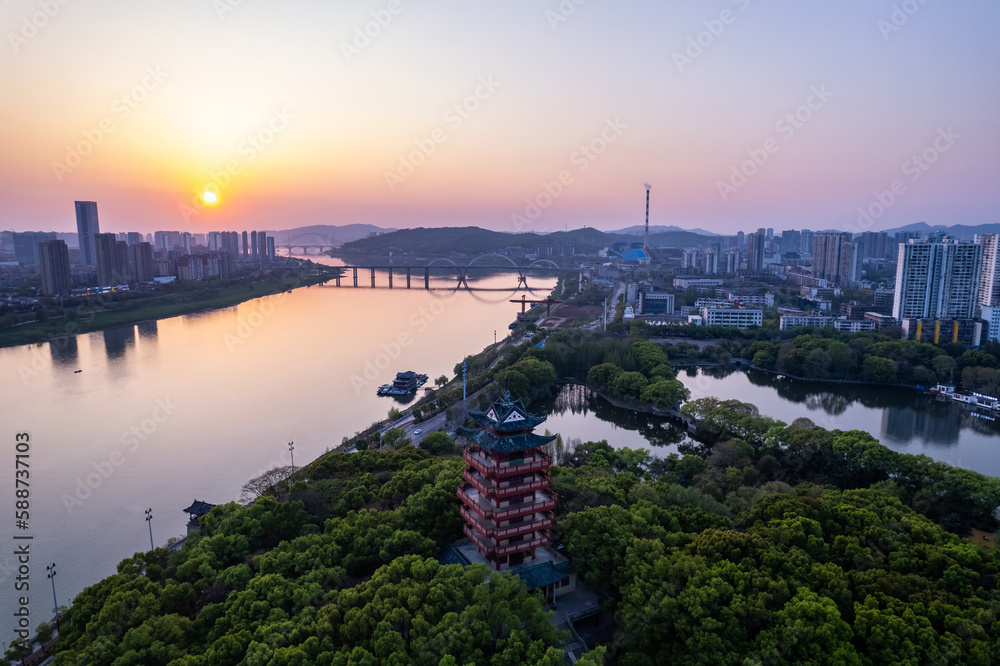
left=456, top=391, right=561, bottom=570
left=182, top=499, right=216, bottom=534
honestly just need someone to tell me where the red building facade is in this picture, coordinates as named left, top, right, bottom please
left=456, top=392, right=557, bottom=570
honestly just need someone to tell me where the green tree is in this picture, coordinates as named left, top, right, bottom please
left=861, top=356, right=897, bottom=384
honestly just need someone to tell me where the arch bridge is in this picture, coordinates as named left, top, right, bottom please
left=280, top=233, right=336, bottom=255
left=327, top=254, right=568, bottom=290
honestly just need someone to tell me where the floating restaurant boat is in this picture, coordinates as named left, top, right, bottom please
left=376, top=371, right=429, bottom=396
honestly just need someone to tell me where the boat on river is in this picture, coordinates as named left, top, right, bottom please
left=377, top=371, right=429, bottom=396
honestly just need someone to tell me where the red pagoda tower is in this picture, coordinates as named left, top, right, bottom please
left=456, top=392, right=558, bottom=570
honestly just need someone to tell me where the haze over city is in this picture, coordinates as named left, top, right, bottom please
left=2, top=0, right=998, bottom=235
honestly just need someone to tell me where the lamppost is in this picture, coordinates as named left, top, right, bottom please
left=145, top=508, right=154, bottom=550
left=46, top=563, right=59, bottom=632
left=288, top=441, right=295, bottom=473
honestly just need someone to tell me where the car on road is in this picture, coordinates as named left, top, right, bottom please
left=413, top=429, right=422, bottom=435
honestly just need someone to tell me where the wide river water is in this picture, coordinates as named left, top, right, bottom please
left=1, top=261, right=998, bottom=642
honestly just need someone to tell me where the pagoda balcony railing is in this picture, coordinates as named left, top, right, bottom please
left=461, top=469, right=551, bottom=500
left=463, top=524, right=550, bottom=559
left=460, top=506, right=553, bottom=540
left=463, top=449, right=552, bottom=479
left=456, top=486, right=558, bottom=521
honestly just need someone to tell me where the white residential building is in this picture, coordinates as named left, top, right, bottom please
left=700, top=307, right=763, bottom=329
left=893, top=234, right=982, bottom=321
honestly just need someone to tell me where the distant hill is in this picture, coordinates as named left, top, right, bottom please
left=615, top=224, right=719, bottom=237
left=336, top=225, right=715, bottom=256
left=273, top=224, right=395, bottom=245
left=880, top=222, right=1000, bottom=240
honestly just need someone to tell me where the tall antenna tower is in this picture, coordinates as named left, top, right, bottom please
left=643, top=183, right=651, bottom=252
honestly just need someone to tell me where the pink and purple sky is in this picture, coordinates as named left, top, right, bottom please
left=1, top=0, right=998, bottom=235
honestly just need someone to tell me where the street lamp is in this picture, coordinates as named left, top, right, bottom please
left=46, top=563, right=59, bottom=632
left=145, top=508, right=154, bottom=550
left=288, top=441, right=295, bottom=473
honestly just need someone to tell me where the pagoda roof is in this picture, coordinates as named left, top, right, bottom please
left=183, top=500, right=216, bottom=516
left=469, top=392, right=547, bottom=433
left=514, top=560, right=570, bottom=590
left=460, top=428, right=556, bottom=452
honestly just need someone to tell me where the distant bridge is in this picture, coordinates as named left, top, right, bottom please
left=279, top=233, right=336, bottom=255
left=327, top=254, right=570, bottom=290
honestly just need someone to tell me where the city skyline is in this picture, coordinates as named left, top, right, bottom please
left=1, top=1, right=998, bottom=235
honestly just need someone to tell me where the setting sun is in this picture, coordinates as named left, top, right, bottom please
left=201, top=189, right=219, bottom=206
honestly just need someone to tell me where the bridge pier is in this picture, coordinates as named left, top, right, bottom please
left=335, top=274, right=341, bottom=287
left=353, top=267, right=358, bottom=288
left=457, top=271, right=469, bottom=290
left=424, top=267, right=430, bottom=289
left=388, top=269, right=393, bottom=289
left=370, top=268, right=375, bottom=288
left=406, top=267, right=411, bottom=288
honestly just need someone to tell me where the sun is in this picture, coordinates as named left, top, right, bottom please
left=201, top=189, right=219, bottom=206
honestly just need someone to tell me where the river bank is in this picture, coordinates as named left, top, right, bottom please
left=0, top=268, right=333, bottom=349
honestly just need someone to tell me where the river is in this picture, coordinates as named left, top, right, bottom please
left=539, top=367, right=1000, bottom=478
left=0, top=262, right=556, bottom=641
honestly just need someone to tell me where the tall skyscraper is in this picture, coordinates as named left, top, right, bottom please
left=38, top=240, right=71, bottom=297
left=75, top=201, right=101, bottom=265
left=812, top=233, right=851, bottom=283
left=129, top=242, right=154, bottom=282
left=859, top=231, right=890, bottom=261
left=266, top=236, right=276, bottom=261
left=781, top=229, right=802, bottom=256
left=838, top=241, right=863, bottom=287
left=800, top=230, right=815, bottom=256
left=94, top=233, right=130, bottom=286
left=126, top=232, right=143, bottom=246
left=242, top=231, right=249, bottom=257
left=893, top=234, right=982, bottom=320
left=747, top=232, right=766, bottom=273
left=975, top=233, right=999, bottom=308
left=13, top=232, right=56, bottom=266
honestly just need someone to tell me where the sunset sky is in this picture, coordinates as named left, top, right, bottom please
left=1, top=0, right=998, bottom=235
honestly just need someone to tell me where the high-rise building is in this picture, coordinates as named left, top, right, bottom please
left=800, top=230, right=815, bottom=256
left=859, top=231, right=890, bottom=261
left=838, top=241, right=863, bottom=287
left=975, top=233, right=999, bottom=308
left=893, top=234, right=982, bottom=321
left=129, top=242, right=154, bottom=282
left=251, top=231, right=259, bottom=257
left=266, top=236, right=275, bottom=261
left=94, top=233, right=130, bottom=286
left=781, top=229, right=802, bottom=256
left=242, top=231, right=249, bottom=257
left=38, top=239, right=71, bottom=297
left=747, top=232, right=766, bottom=273
left=13, top=232, right=56, bottom=266
left=75, top=201, right=101, bottom=265
left=812, top=233, right=850, bottom=283
left=126, top=232, right=143, bottom=246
